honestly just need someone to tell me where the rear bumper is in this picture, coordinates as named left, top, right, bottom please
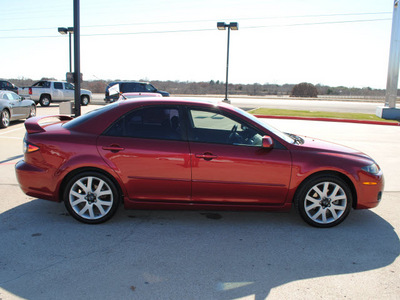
left=15, top=160, right=58, bottom=201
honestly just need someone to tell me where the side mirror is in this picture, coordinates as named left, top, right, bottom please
left=262, top=136, right=274, bottom=148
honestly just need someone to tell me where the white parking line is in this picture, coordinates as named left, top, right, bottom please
left=0, top=136, right=22, bottom=140
left=0, top=126, right=25, bottom=135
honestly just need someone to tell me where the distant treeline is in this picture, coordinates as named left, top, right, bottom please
left=8, top=77, right=388, bottom=97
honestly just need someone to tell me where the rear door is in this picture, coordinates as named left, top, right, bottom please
left=187, top=107, right=292, bottom=205
left=97, top=105, right=191, bottom=202
left=52, top=82, right=64, bottom=100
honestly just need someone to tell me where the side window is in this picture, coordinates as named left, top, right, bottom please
left=105, top=106, right=183, bottom=141
left=145, top=84, right=157, bottom=92
left=54, top=82, right=63, bottom=89
left=10, top=93, right=19, bottom=100
left=188, top=109, right=263, bottom=146
left=65, top=83, right=74, bottom=90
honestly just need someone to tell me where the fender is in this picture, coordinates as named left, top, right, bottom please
left=53, top=154, right=127, bottom=202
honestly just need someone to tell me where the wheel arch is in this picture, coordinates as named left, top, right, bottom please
left=58, top=167, right=124, bottom=204
left=1, top=107, right=11, bottom=116
left=293, top=170, right=358, bottom=209
left=40, top=93, right=52, bottom=100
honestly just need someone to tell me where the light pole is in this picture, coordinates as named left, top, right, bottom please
left=217, top=22, right=238, bottom=103
left=57, top=27, right=74, bottom=72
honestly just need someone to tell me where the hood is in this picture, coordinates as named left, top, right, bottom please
left=299, top=136, right=371, bottom=160
left=80, top=89, right=92, bottom=95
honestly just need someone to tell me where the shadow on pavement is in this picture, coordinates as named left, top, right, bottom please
left=0, top=199, right=398, bottom=299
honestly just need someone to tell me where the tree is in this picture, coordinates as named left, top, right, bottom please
left=290, top=82, right=318, bottom=98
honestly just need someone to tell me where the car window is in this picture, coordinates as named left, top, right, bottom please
left=63, top=103, right=119, bottom=129
left=188, top=109, right=263, bottom=146
left=145, top=84, right=157, bottom=92
left=121, top=82, right=139, bottom=93
left=54, top=82, right=63, bottom=89
left=105, top=106, right=183, bottom=141
left=9, top=92, right=19, bottom=100
left=65, top=83, right=74, bottom=90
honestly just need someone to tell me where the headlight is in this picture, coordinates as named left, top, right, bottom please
left=361, top=163, right=380, bottom=175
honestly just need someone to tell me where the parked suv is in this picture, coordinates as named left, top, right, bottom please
left=0, top=80, right=18, bottom=93
left=104, top=81, right=169, bottom=103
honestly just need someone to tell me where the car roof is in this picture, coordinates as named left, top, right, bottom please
left=0, top=90, right=15, bottom=95
left=117, top=97, right=222, bottom=106
left=107, top=81, right=150, bottom=87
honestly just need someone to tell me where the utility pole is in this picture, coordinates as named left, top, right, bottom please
left=377, top=0, right=400, bottom=120
left=73, top=0, right=81, bottom=117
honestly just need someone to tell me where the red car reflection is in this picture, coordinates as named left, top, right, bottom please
left=15, top=98, right=384, bottom=227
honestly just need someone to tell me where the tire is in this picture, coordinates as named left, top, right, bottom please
left=63, top=171, right=120, bottom=224
left=0, top=109, right=10, bottom=128
left=295, top=175, right=352, bottom=228
left=39, top=95, right=51, bottom=107
left=81, top=95, right=90, bottom=106
left=28, top=105, right=36, bottom=118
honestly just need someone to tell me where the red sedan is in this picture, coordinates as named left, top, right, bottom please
left=15, top=98, right=384, bottom=227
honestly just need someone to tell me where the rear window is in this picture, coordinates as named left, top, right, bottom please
left=63, top=103, right=118, bottom=129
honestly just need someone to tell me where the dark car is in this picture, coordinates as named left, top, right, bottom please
left=15, top=98, right=383, bottom=227
left=104, top=81, right=169, bottom=102
left=0, top=80, right=18, bottom=93
left=0, top=91, right=36, bottom=128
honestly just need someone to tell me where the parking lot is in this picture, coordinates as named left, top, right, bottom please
left=0, top=103, right=399, bottom=299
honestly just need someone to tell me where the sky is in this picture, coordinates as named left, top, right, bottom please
left=0, top=0, right=395, bottom=89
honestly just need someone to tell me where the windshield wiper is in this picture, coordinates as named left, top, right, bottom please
left=285, top=133, right=304, bottom=145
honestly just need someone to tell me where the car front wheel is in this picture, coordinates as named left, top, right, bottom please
left=28, top=105, right=36, bottom=118
left=295, top=175, right=352, bottom=228
left=81, top=95, right=90, bottom=106
left=64, top=171, right=120, bottom=224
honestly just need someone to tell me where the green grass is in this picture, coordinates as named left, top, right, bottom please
left=249, top=108, right=399, bottom=123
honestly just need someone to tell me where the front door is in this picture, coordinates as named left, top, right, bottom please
left=187, top=108, right=292, bottom=205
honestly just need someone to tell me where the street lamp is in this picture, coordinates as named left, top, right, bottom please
left=58, top=27, right=74, bottom=72
left=217, top=22, right=239, bottom=103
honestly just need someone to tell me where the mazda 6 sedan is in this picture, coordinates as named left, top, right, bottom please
left=15, top=98, right=384, bottom=227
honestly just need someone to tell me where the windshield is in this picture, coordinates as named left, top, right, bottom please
left=232, top=106, right=295, bottom=144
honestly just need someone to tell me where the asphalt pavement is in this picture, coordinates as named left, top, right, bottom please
left=0, top=102, right=399, bottom=299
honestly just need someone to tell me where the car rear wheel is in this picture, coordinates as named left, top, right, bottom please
left=81, top=95, right=90, bottom=106
left=39, top=95, right=51, bottom=107
left=295, top=175, right=352, bottom=228
left=64, top=171, right=120, bottom=224
left=1, top=109, right=10, bottom=128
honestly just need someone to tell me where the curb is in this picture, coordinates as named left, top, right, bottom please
left=254, top=115, right=400, bottom=126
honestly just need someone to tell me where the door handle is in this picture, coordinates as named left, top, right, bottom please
left=195, top=153, right=218, bottom=161
left=102, top=145, right=125, bottom=152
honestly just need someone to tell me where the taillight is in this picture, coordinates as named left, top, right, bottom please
left=23, top=139, right=39, bottom=153
left=29, top=87, right=32, bottom=95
